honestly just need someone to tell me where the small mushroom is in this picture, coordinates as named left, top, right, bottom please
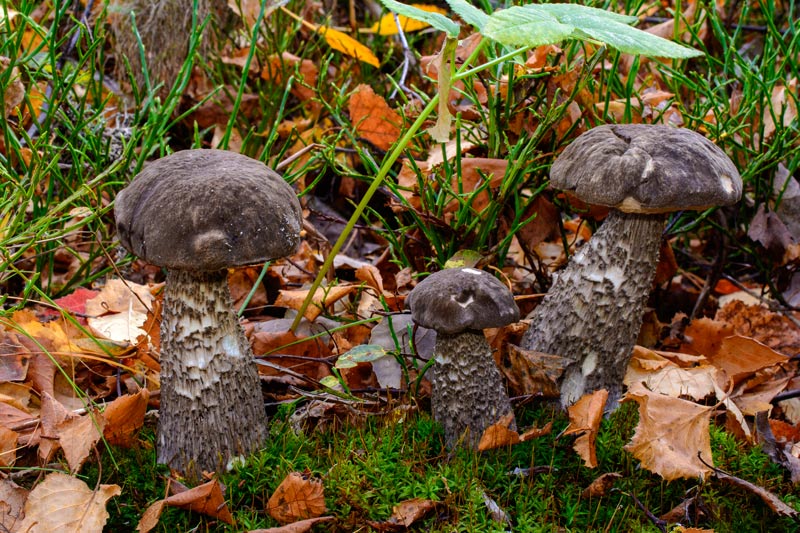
left=520, top=125, right=742, bottom=407
left=115, top=149, right=302, bottom=477
left=406, top=267, right=519, bottom=449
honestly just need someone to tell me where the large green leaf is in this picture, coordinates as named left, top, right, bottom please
left=445, top=0, right=489, bottom=31
left=378, top=0, right=460, bottom=37
left=483, top=6, right=574, bottom=48
left=534, top=3, right=638, bottom=25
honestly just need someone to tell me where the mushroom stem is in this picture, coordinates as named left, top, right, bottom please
left=158, top=269, right=266, bottom=478
left=431, top=331, right=515, bottom=450
left=521, top=210, right=665, bottom=407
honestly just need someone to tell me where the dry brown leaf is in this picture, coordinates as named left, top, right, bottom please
left=275, top=285, right=355, bottom=321
left=581, top=472, right=622, bottom=498
left=138, top=479, right=234, bottom=532
left=102, top=389, right=150, bottom=447
left=369, top=498, right=438, bottom=530
left=267, top=472, right=327, bottom=524
left=499, top=344, right=568, bottom=398
left=58, top=411, right=106, bottom=473
left=0, top=330, right=31, bottom=381
left=445, top=158, right=508, bottom=214
left=261, top=53, right=319, bottom=107
left=623, top=383, right=714, bottom=481
left=0, top=426, right=18, bottom=467
left=0, top=478, right=28, bottom=533
left=763, top=78, right=798, bottom=142
left=1, top=56, right=24, bottom=118
left=38, top=391, right=72, bottom=462
left=679, top=317, right=736, bottom=358
left=248, top=516, right=335, bottom=533
left=715, top=300, right=800, bottom=356
left=624, top=346, right=718, bottom=401
left=708, top=336, right=789, bottom=384
left=348, top=84, right=402, bottom=151
left=478, top=412, right=520, bottom=451
left=16, top=472, right=120, bottom=533
left=565, top=389, right=608, bottom=468
left=85, top=279, right=153, bottom=316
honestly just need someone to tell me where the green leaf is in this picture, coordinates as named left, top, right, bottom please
left=534, top=3, right=637, bottom=25
left=561, top=14, right=702, bottom=58
left=445, top=0, right=489, bottom=31
left=335, top=344, right=389, bottom=369
left=483, top=6, right=574, bottom=48
left=379, top=0, right=460, bottom=37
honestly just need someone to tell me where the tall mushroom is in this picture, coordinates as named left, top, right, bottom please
left=520, top=124, right=741, bottom=407
left=115, top=149, right=302, bottom=477
left=406, top=267, right=519, bottom=449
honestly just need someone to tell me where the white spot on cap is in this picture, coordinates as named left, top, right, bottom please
left=720, top=174, right=734, bottom=194
left=451, top=294, right=474, bottom=308
left=462, top=268, right=483, bottom=276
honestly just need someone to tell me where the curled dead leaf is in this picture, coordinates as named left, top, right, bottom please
left=267, top=472, right=327, bottom=524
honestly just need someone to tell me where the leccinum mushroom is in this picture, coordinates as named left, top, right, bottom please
left=115, top=149, right=302, bottom=477
left=520, top=124, right=742, bottom=407
left=406, top=267, right=519, bottom=449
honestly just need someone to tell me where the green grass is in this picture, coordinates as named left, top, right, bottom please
left=78, top=404, right=798, bottom=532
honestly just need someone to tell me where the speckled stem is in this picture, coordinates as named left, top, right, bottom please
left=158, top=269, right=267, bottom=479
left=431, top=331, right=515, bottom=450
left=520, top=210, right=665, bottom=408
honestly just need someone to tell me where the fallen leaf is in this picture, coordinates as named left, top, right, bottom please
left=0, top=478, right=27, bottom=532
left=318, top=26, right=380, bottom=68
left=58, top=411, right=106, bottom=473
left=138, top=479, right=234, bottom=532
left=368, top=498, right=438, bottom=530
left=0, top=426, right=18, bottom=467
left=348, top=84, right=403, bottom=151
left=478, top=412, right=520, bottom=450
left=102, top=389, right=150, bottom=447
left=267, top=472, right=327, bottom=524
left=708, top=336, right=789, bottom=384
left=623, top=383, right=714, bottom=481
left=624, top=346, right=718, bottom=401
left=248, top=516, right=335, bottom=533
left=275, top=285, right=355, bottom=321
left=16, top=472, right=120, bottom=533
left=84, top=279, right=153, bottom=316
left=565, top=389, right=608, bottom=468
left=581, top=472, right=622, bottom=498
left=715, top=470, right=798, bottom=519
left=715, top=300, right=800, bottom=357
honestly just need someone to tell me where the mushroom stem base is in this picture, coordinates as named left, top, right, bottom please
left=431, top=331, right=515, bottom=450
left=158, top=269, right=267, bottom=479
left=520, top=211, right=665, bottom=408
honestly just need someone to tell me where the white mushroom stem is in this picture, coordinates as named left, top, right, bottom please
left=431, top=330, right=515, bottom=450
left=521, top=210, right=665, bottom=408
left=158, top=269, right=266, bottom=478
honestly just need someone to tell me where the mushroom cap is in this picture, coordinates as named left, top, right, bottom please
left=405, top=267, right=520, bottom=335
left=550, top=124, right=742, bottom=214
left=115, top=149, right=303, bottom=271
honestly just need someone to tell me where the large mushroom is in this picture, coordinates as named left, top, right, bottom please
left=115, top=149, right=302, bottom=477
left=520, top=124, right=741, bottom=407
left=406, top=267, right=519, bottom=449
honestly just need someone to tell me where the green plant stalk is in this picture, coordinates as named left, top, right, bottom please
left=290, top=40, right=532, bottom=332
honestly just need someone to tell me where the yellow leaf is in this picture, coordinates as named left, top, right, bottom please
left=369, top=4, right=448, bottom=35
left=318, top=26, right=380, bottom=68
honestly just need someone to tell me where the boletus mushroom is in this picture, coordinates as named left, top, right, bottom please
left=520, top=124, right=742, bottom=407
left=115, top=149, right=302, bottom=477
left=406, top=267, right=519, bottom=449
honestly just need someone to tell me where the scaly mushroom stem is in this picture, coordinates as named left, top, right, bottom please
left=158, top=269, right=266, bottom=479
left=521, top=210, right=665, bottom=407
left=431, top=331, right=515, bottom=450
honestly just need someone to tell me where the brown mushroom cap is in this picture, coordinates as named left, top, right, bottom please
left=115, top=149, right=302, bottom=271
left=550, top=124, right=742, bottom=214
left=406, top=267, right=520, bottom=335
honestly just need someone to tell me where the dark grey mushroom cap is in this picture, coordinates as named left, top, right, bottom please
left=115, top=149, right=302, bottom=271
left=551, top=124, right=742, bottom=214
left=406, top=267, right=520, bottom=335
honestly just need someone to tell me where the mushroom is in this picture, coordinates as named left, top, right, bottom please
left=520, top=124, right=742, bottom=407
left=405, top=267, right=519, bottom=449
left=114, top=149, right=302, bottom=477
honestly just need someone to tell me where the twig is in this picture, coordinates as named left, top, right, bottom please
left=388, top=13, right=423, bottom=102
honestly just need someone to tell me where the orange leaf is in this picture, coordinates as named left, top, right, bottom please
left=622, top=383, right=713, bottom=481
left=348, top=84, right=403, bottom=151
left=267, top=472, right=327, bottom=524
left=102, top=389, right=150, bottom=447
left=318, top=26, right=379, bottom=68
left=275, top=285, right=355, bottom=321
left=565, top=389, right=608, bottom=468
